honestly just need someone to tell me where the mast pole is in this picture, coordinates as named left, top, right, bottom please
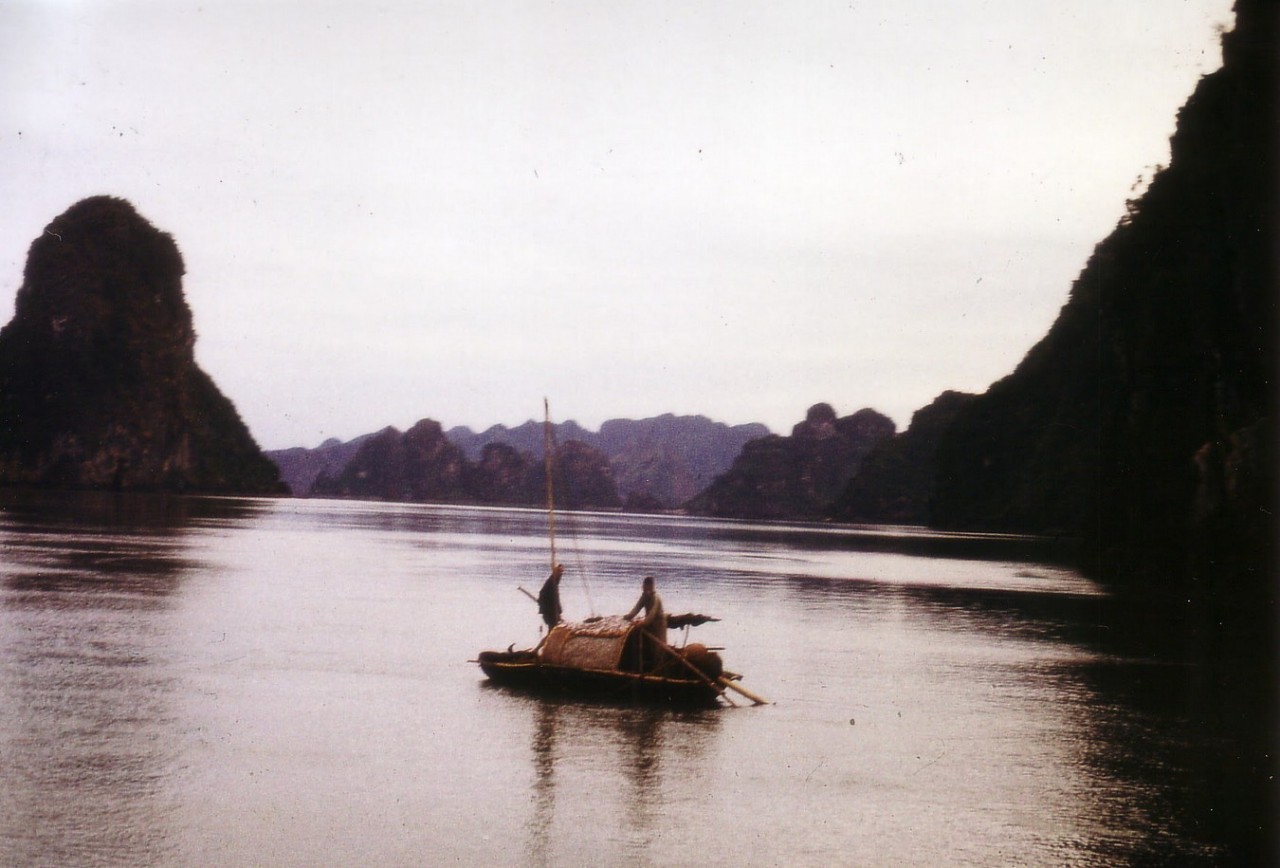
left=544, top=397, right=557, bottom=570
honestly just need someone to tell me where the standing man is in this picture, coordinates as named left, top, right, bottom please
left=625, top=575, right=667, bottom=649
left=538, top=563, right=564, bottom=629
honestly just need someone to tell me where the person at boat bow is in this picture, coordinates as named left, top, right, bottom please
left=537, top=563, right=564, bottom=628
left=625, top=575, right=667, bottom=648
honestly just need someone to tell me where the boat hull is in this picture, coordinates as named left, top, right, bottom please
left=478, top=650, right=722, bottom=708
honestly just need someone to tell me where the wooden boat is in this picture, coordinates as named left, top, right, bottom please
left=477, top=615, right=763, bottom=707
left=475, top=400, right=766, bottom=708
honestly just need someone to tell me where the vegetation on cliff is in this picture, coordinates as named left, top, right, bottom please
left=0, top=196, right=284, bottom=493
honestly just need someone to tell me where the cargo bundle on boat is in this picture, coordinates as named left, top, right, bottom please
left=477, top=614, right=764, bottom=707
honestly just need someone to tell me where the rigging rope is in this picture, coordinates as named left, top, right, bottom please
left=543, top=398, right=557, bottom=571
left=544, top=399, right=597, bottom=617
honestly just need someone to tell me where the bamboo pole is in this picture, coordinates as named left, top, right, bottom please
left=653, top=635, right=736, bottom=707
left=716, top=675, right=770, bottom=706
left=645, top=632, right=772, bottom=706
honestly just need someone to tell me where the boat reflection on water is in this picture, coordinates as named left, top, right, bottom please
left=523, top=696, right=722, bottom=865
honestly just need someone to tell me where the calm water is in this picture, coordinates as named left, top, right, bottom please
left=0, top=492, right=1257, bottom=865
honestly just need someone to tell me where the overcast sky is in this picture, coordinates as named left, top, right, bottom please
left=1, top=1, right=1233, bottom=449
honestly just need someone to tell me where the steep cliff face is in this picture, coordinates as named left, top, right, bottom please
left=0, top=196, right=283, bottom=493
left=931, top=3, right=1276, bottom=592
left=687, top=404, right=895, bottom=519
left=830, top=391, right=975, bottom=525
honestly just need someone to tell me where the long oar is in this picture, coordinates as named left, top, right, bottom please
left=650, top=635, right=735, bottom=706
left=649, top=633, right=768, bottom=706
left=715, top=674, right=770, bottom=706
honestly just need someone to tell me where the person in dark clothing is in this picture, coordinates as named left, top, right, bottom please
left=537, top=563, right=564, bottom=628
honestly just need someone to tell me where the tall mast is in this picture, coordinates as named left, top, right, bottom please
left=543, top=397, right=557, bottom=570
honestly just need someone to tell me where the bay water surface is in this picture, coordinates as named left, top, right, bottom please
left=0, top=493, right=1251, bottom=865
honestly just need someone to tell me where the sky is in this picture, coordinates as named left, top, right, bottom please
left=1, top=0, right=1233, bottom=449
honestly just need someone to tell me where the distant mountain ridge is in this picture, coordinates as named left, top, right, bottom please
left=448, top=414, right=770, bottom=508
left=305, top=418, right=622, bottom=509
left=269, top=413, right=770, bottom=509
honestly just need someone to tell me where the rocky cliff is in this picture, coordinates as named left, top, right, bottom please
left=930, top=3, right=1276, bottom=597
left=686, top=404, right=895, bottom=519
left=0, top=196, right=284, bottom=493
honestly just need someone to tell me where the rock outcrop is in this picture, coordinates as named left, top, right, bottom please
left=467, top=441, right=531, bottom=505
left=311, top=420, right=468, bottom=502
left=540, top=439, right=621, bottom=510
left=686, top=404, right=895, bottom=519
left=829, top=391, right=975, bottom=525
left=0, top=196, right=284, bottom=493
